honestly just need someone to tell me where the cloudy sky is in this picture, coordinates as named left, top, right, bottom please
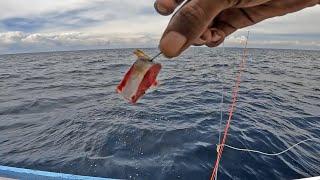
left=0, top=0, right=319, bottom=54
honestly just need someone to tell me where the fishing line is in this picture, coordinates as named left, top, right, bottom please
left=211, top=32, right=319, bottom=180
left=210, top=31, right=250, bottom=180
left=150, top=52, right=162, bottom=61
left=215, top=42, right=226, bottom=180
left=218, top=42, right=226, bottom=147
left=218, top=137, right=320, bottom=156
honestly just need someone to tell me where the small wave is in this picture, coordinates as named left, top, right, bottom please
left=0, top=96, right=87, bottom=115
left=23, top=76, right=54, bottom=81
left=0, top=48, right=319, bottom=180
left=0, top=73, right=20, bottom=79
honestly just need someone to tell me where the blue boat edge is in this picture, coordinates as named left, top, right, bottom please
left=0, top=165, right=118, bottom=180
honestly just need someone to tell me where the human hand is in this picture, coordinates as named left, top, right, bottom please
left=154, top=0, right=320, bottom=58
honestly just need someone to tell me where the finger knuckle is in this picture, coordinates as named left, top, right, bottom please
left=227, top=0, right=240, bottom=6
left=179, top=4, right=209, bottom=27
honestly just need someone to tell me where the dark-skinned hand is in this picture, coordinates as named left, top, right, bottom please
left=154, top=0, right=320, bottom=57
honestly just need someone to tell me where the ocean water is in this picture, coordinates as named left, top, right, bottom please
left=0, top=48, right=319, bottom=180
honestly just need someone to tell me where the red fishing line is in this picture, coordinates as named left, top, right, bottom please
left=210, top=32, right=249, bottom=180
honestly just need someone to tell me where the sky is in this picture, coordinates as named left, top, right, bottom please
left=0, top=0, right=319, bottom=54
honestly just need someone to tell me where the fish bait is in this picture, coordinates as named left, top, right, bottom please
left=117, top=49, right=162, bottom=103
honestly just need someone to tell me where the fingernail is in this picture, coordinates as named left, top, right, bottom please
left=160, top=31, right=187, bottom=57
left=212, top=31, right=222, bottom=42
left=154, top=2, right=171, bottom=15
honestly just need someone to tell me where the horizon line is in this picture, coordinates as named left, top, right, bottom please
left=0, top=46, right=319, bottom=56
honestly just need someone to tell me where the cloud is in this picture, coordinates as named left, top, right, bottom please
left=225, top=33, right=320, bottom=50
left=0, top=31, right=25, bottom=44
left=0, top=0, right=98, bottom=20
left=225, top=35, right=248, bottom=45
left=0, top=1, right=319, bottom=54
left=247, top=6, right=320, bottom=34
left=0, top=30, right=318, bottom=54
left=0, top=31, right=160, bottom=54
left=1, top=18, right=46, bottom=32
left=0, top=0, right=162, bottom=32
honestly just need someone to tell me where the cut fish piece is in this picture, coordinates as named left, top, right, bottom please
left=117, top=50, right=162, bottom=103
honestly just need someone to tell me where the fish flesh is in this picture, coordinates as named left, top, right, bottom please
left=117, top=49, right=162, bottom=103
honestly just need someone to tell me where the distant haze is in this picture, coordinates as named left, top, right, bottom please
left=0, top=0, right=319, bottom=54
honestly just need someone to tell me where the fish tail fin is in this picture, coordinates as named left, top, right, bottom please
left=134, top=49, right=150, bottom=59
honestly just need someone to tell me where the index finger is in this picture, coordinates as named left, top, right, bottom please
left=154, top=0, right=186, bottom=16
left=159, top=0, right=231, bottom=58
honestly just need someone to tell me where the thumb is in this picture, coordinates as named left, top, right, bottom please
left=159, top=0, right=231, bottom=58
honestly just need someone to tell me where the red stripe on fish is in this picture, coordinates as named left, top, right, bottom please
left=131, top=64, right=162, bottom=103
left=116, top=50, right=162, bottom=104
left=116, top=65, right=134, bottom=93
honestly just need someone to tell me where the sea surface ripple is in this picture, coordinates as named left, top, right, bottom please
left=0, top=48, right=319, bottom=180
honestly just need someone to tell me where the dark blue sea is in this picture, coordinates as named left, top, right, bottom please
left=0, top=48, right=319, bottom=180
